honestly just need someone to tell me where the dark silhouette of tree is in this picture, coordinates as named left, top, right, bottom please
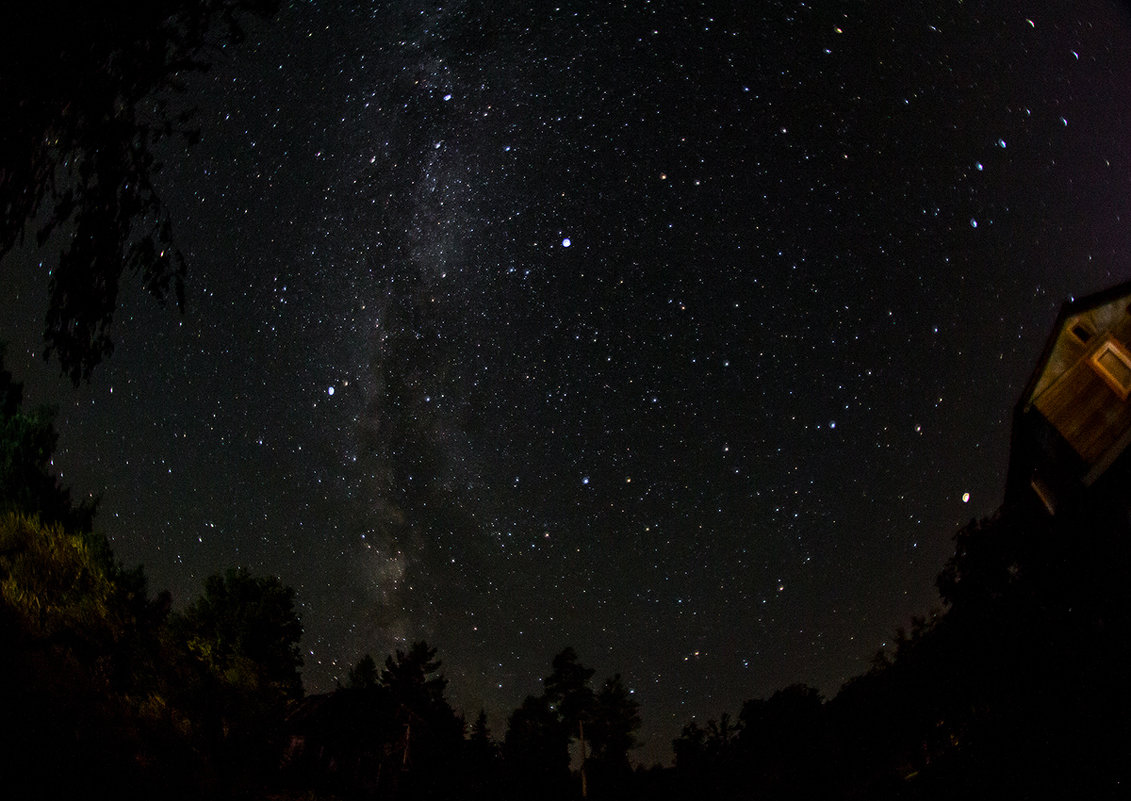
left=1, top=0, right=278, bottom=383
left=177, top=567, right=303, bottom=700
left=735, top=684, right=836, bottom=800
left=504, top=693, right=572, bottom=800
left=927, top=499, right=1131, bottom=798
left=502, top=647, right=641, bottom=800
left=0, top=513, right=198, bottom=800
left=379, top=641, right=464, bottom=799
left=283, top=641, right=465, bottom=800
left=0, top=346, right=96, bottom=530
left=544, top=645, right=596, bottom=728
left=936, top=512, right=1032, bottom=613
left=670, top=713, right=742, bottom=800
left=470, top=710, right=502, bottom=760
left=381, top=640, right=450, bottom=712
left=282, top=676, right=400, bottom=797
left=672, top=719, right=709, bottom=773
left=543, top=646, right=597, bottom=795
left=470, top=708, right=493, bottom=745
left=172, top=567, right=303, bottom=786
left=348, top=651, right=380, bottom=689
left=818, top=486, right=1131, bottom=799
left=665, top=396, right=1131, bottom=801
left=588, top=673, right=641, bottom=765
left=462, top=709, right=502, bottom=801
left=585, top=673, right=641, bottom=798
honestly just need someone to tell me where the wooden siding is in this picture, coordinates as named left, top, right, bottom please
left=1029, top=318, right=1091, bottom=402
left=1033, top=315, right=1131, bottom=464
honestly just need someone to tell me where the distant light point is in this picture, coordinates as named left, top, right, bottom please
left=970, top=218, right=978, bottom=228
left=962, top=492, right=971, bottom=503
left=327, top=386, right=335, bottom=396
left=562, top=237, right=571, bottom=247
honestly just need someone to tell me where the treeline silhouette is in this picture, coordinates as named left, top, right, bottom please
left=669, top=486, right=1131, bottom=800
left=4, top=339, right=1131, bottom=800
left=0, top=350, right=646, bottom=800
left=9, top=5, right=1126, bottom=797
left=5, top=341, right=1131, bottom=799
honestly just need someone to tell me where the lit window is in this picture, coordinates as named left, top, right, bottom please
left=1089, top=337, right=1131, bottom=400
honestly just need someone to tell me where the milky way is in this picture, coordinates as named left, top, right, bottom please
left=4, top=0, right=1131, bottom=763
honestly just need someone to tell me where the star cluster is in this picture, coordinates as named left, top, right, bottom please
left=5, top=0, right=1131, bottom=764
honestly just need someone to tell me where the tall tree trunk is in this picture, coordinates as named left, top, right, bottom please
left=579, top=719, right=588, bottom=798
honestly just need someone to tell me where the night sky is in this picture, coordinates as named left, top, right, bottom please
left=4, top=0, right=1131, bottom=765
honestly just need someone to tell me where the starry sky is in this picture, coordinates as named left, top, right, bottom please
left=4, top=0, right=1131, bottom=765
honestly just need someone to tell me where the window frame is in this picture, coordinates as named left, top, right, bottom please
left=1089, top=337, right=1131, bottom=400
left=1070, top=322, right=1094, bottom=344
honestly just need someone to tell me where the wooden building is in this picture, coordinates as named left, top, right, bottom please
left=1007, top=280, right=1131, bottom=515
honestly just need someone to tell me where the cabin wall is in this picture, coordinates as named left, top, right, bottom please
left=1013, top=286, right=1131, bottom=515
left=1028, top=297, right=1131, bottom=401
left=1030, top=307, right=1131, bottom=466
